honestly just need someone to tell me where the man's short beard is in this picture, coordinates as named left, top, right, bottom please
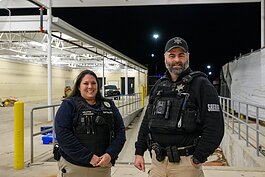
left=165, top=59, right=189, bottom=76
left=167, top=66, right=185, bottom=75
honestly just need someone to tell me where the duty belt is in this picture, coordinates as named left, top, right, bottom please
left=151, top=143, right=195, bottom=163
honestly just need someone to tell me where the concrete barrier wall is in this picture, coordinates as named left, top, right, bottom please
left=221, top=127, right=265, bottom=167
left=123, top=108, right=143, bottom=127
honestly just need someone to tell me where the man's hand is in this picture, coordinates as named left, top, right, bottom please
left=134, top=155, right=145, bottom=172
left=190, top=156, right=202, bottom=168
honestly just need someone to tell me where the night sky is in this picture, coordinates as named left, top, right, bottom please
left=7, top=2, right=261, bottom=79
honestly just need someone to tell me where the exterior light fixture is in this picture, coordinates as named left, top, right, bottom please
left=153, top=34, right=159, bottom=40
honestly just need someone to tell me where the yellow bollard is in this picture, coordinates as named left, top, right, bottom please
left=14, top=102, right=24, bottom=169
left=141, top=86, right=145, bottom=108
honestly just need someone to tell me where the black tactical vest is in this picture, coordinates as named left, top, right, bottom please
left=72, top=97, right=114, bottom=157
left=148, top=71, right=206, bottom=134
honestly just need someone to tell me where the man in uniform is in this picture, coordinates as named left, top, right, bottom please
left=134, top=37, right=224, bottom=177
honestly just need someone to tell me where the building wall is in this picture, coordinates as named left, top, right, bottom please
left=0, top=59, right=147, bottom=102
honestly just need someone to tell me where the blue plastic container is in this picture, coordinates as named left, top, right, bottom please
left=42, top=133, right=53, bottom=144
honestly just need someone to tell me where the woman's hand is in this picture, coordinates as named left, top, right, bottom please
left=96, top=153, right=111, bottom=167
left=90, top=154, right=101, bottom=166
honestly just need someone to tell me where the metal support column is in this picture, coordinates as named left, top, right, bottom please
left=47, top=0, right=52, bottom=121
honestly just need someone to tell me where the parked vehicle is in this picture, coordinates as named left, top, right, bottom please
left=103, top=85, right=120, bottom=99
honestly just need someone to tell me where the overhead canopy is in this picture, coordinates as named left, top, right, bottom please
left=0, top=15, right=147, bottom=72
left=0, top=0, right=260, bottom=8
left=0, top=0, right=263, bottom=68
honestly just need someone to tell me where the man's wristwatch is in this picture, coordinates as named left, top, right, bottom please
left=192, top=156, right=201, bottom=164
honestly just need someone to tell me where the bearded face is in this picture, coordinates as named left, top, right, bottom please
left=164, top=48, right=189, bottom=76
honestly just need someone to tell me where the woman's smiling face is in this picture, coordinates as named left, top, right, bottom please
left=79, top=74, right=98, bottom=104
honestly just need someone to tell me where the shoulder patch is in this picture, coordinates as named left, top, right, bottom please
left=207, top=104, right=220, bottom=112
left=103, top=101, right=111, bottom=108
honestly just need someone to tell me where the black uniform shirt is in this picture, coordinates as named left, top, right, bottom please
left=135, top=68, right=224, bottom=163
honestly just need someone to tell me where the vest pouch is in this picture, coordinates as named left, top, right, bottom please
left=75, top=115, right=94, bottom=134
left=149, top=97, right=183, bottom=134
left=181, top=108, right=198, bottom=133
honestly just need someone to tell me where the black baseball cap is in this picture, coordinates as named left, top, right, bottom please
left=164, top=37, right=189, bottom=53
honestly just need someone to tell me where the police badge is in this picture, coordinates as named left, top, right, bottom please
left=175, top=84, right=185, bottom=94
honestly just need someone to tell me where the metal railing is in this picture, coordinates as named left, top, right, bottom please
left=112, top=93, right=142, bottom=116
left=30, top=93, right=143, bottom=163
left=219, top=96, right=265, bottom=156
left=30, top=104, right=60, bottom=163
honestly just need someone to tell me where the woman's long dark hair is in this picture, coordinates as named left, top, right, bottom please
left=68, top=69, right=104, bottom=100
